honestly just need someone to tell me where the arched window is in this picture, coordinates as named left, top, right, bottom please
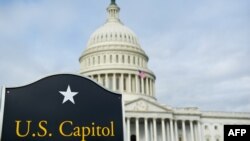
left=215, top=135, right=221, bottom=141
left=214, top=125, right=218, bottom=130
left=131, top=135, right=136, bottom=141
left=205, top=125, right=208, bottom=130
left=205, top=135, right=211, bottom=141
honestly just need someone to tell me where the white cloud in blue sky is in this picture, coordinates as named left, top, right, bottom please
left=0, top=0, right=250, bottom=112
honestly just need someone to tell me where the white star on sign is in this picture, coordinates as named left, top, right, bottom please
left=59, top=85, right=79, bottom=104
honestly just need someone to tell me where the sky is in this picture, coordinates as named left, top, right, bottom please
left=0, top=0, right=249, bottom=112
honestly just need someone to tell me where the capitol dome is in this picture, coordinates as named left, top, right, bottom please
left=87, top=21, right=140, bottom=48
left=79, top=0, right=156, bottom=102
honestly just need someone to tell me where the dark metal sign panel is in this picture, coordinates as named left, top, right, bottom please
left=0, top=74, right=124, bottom=141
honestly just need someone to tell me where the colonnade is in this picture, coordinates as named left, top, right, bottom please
left=89, top=73, right=155, bottom=96
left=125, top=117, right=202, bottom=141
left=82, top=53, right=147, bottom=69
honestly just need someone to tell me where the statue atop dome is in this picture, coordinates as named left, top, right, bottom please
left=111, top=0, right=116, bottom=5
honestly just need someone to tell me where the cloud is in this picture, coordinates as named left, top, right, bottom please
left=141, top=0, right=250, bottom=112
left=0, top=0, right=82, bottom=86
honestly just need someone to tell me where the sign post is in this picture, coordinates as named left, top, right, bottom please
left=0, top=74, right=124, bottom=141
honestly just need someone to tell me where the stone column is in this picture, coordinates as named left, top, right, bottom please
left=153, top=118, right=157, bottom=141
left=150, top=120, right=154, bottom=141
left=197, top=121, right=202, bottom=141
left=152, top=80, right=155, bottom=96
left=149, top=78, right=153, bottom=96
left=190, top=120, right=194, bottom=141
left=98, top=74, right=101, bottom=84
left=166, top=120, right=170, bottom=141
left=175, top=120, right=179, bottom=141
left=113, top=73, right=116, bottom=91
left=135, top=75, right=139, bottom=94
left=128, top=74, right=132, bottom=93
left=146, top=77, right=149, bottom=95
left=105, top=74, right=108, bottom=88
left=141, top=77, right=144, bottom=94
left=127, top=118, right=131, bottom=141
left=194, top=122, right=198, bottom=141
left=135, top=74, right=140, bottom=94
left=120, top=73, right=124, bottom=93
left=144, top=118, right=148, bottom=141
left=182, top=121, right=186, bottom=141
left=136, top=118, right=140, bottom=141
left=170, top=119, right=174, bottom=141
left=161, top=119, right=166, bottom=141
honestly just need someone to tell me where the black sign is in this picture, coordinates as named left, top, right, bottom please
left=0, top=74, right=124, bottom=141
left=224, top=125, right=250, bottom=141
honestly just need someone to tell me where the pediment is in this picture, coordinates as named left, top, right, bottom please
left=125, top=98, right=172, bottom=112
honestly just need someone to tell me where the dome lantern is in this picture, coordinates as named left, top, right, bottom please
left=107, top=0, right=120, bottom=23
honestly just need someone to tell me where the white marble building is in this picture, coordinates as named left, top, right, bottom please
left=79, top=1, right=250, bottom=141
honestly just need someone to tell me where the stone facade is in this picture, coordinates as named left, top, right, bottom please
left=79, top=1, right=250, bottom=141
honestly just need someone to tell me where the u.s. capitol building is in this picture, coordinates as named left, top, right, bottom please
left=79, top=1, right=250, bottom=141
